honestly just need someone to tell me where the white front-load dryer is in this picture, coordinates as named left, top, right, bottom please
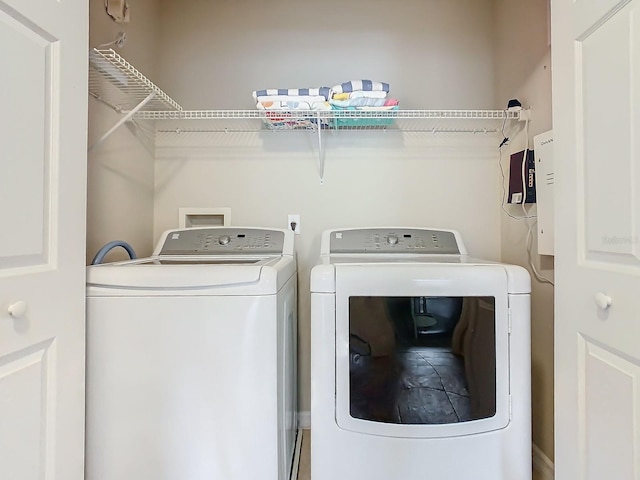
left=310, top=227, right=531, bottom=480
left=85, top=227, right=298, bottom=480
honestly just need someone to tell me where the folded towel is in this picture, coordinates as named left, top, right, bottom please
left=355, top=105, right=398, bottom=111
left=329, top=97, right=389, bottom=108
left=257, top=100, right=331, bottom=111
left=255, top=95, right=328, bottom=106
left=252, top=87, right=331, bottom=101
left=331, top=105, right=398, bottom=113
left=332, top=93, right=351, bottom=101
left=349, top=90, right=388, bottom=100
left=330, top=80, right=390, bottom=96
left=332, top=91, right=389, bottom=101
left=258, top=100, right=312, bottom=110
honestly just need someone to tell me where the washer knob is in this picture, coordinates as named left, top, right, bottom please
left=218, top=235, right=231, bottom=245
left=387, top=235, right=399, bottom=245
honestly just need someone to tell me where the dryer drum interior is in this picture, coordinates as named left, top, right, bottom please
left=348, top=295, right=497, bottom=426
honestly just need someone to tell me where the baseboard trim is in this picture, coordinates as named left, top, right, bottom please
left=298, top=411, right=311, bottom=429
left=532, top=443, right=555, bottom=480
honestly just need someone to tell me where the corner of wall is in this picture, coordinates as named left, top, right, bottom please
left=493, top=0, right=555, bottom=465
left=87, top=0, right=162, bottom=264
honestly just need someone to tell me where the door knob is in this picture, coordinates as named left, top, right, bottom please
left=8, top=301, right=27, bottom=318
left=594, top=292, right=612, bottom=310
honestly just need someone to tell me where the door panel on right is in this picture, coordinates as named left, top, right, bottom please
left=553, top=0, right=640, bottom=478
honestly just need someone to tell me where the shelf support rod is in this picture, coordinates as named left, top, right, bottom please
left=88, top=92, right=156, bottom=152
left=317, top=113, right=325, bottom=184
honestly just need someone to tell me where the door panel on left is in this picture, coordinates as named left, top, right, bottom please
left=0, top=9, right=56, bottom=271
left=0, top=341, right=55, bottom=480
left=0, top=0, right=87, bottom=479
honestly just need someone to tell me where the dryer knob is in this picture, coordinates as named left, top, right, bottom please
left=218, top=235, right=231, bottom=245
left=387, top=235, right=399, bottom=245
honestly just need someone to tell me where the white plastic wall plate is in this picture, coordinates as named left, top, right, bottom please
left=179, top=207, right=231, bottom=228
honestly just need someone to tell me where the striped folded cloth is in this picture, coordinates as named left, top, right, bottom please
left=330, top=80, right=390, bottom=96
left=252, top=87, right=331, bottom=101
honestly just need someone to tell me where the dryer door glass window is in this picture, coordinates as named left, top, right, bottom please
left=349, top=296, right=496, bottom=425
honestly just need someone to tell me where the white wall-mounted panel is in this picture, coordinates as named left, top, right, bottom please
left=534, top=131, right=555, bottom=256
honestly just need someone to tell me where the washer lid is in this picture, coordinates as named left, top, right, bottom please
left=86, top=255, right=284, bottom=290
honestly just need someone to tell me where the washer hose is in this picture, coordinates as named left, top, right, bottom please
left=91, top=240, right=137, bottom=265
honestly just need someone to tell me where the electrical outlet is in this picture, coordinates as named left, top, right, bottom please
left=288, top=214, right=301, bottom=234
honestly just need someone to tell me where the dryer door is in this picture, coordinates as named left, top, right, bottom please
left=334, top=264, right=512, bottom=438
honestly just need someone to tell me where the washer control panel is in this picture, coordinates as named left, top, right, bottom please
left=329, top=228, right=460, bottom=254
left=158, top=228, right=286, bottom=255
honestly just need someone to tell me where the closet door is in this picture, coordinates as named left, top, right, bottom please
left=552, top=0, right=640, bottom=478
left=0, top=1, right=87, bottom=479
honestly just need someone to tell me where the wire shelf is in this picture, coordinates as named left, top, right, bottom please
left=138, top=109, right=520, bottom=134
left=135, top=109, right=520, bottom=134
left=135, top=109, right=519, bottom=121
left=89, top=48, right=182, bottom=113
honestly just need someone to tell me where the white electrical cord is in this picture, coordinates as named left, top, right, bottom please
left=520, top=118, right=554, bottom=285
left=96, top=31, right=127, bottom=49
left=498, top=115, right=535, bottom=220
left=523, top=211, right=554, bottom=285
left=499, top=112, right=554, bottom=286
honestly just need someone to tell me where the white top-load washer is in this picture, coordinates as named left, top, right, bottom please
left=86, top=227, right=297, bottom=480
left=311, top=227, right=531, bottom=480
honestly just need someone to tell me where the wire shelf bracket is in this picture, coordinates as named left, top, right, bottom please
left=88, top=48, right=182, bottom=151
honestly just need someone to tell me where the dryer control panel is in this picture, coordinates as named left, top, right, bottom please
left=157, top=228, right=286, bottom=255
left=328, top=228, right=461, bottom=254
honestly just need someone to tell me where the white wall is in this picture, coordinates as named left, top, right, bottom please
left=87, top=0, right=161, bottom=263
left=153, top=0, right=501, bottom=414
left=157, top=0, right=495, bottom=110
left=494, top=0, right=555, bottom=463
